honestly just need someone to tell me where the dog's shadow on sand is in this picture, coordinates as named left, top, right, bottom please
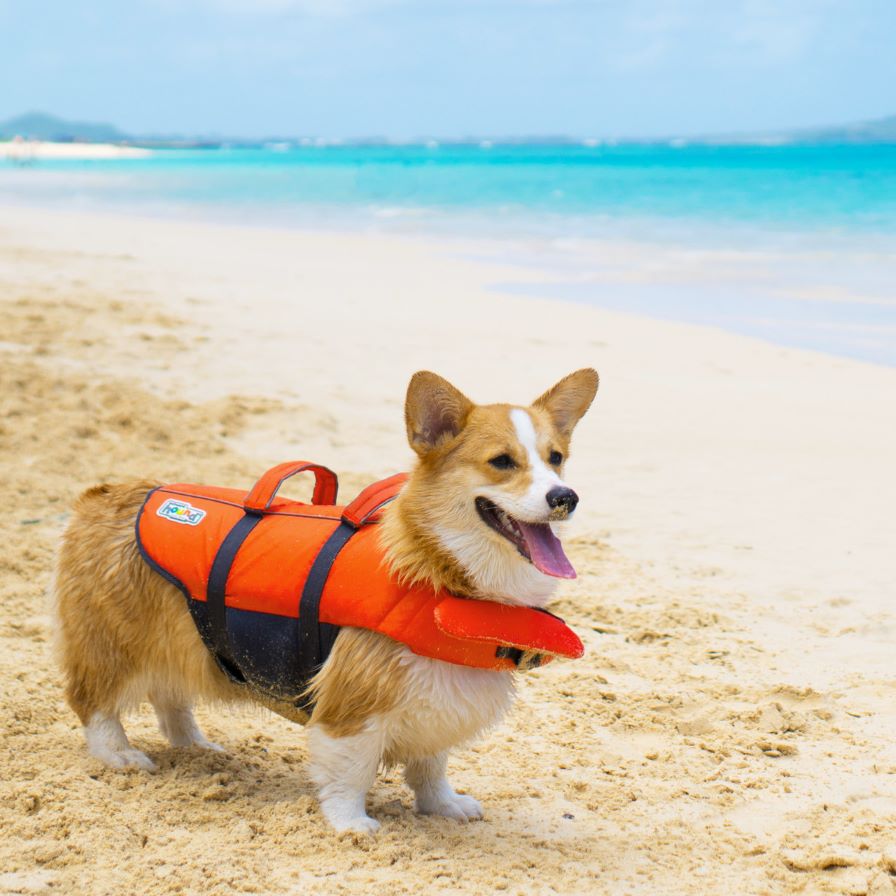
left=87, top=738, right=593, bottom=859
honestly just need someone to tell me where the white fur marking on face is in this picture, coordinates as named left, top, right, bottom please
left=509, top=408, right=563, bottom=515
left=428, top=408, right=572, bottom=605
left=432, top=522, right=558, bottom=606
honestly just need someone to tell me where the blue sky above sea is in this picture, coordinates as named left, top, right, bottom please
left=2, top=1, right=896, bottom=140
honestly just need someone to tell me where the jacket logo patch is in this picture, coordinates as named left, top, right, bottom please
left=157, top=498, right=206, bottom=526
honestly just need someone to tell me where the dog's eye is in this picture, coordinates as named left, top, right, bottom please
left=549, top=450, right=563, bottom=466
left=488, top=454, right=517, bottom=470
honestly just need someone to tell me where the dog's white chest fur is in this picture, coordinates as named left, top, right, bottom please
left=384, top=651, right=515, bottom=759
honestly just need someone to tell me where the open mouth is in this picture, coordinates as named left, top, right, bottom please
left=475, top=497, right=576, bottom=579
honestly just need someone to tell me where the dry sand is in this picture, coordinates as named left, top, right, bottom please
left=1, top=205, right=895, bottom=896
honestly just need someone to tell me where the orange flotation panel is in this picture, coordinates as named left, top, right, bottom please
left=136, top=461, right=584, bottom=706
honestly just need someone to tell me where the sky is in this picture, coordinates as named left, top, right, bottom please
left=1, top=0, right=895, bottom=139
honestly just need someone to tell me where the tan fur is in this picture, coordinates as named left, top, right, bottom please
left=532, top=368, right=600, bottom=439
left=54, top=368, right=598, bottom=831
left=382, top=404, right=558, bottom=593
left=380, top=370, right=598, bottom=596
left=56, top=481, right=242, bottom=724
left=303, top=629, right=406, bottom=738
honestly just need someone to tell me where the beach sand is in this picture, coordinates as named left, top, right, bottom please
left=1, top=205, right=895, bottom=896
left=0, top=141, right=151, bottom=161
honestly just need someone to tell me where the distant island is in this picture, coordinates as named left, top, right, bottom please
left=694, top=115, right=896, bottom=146
left=0, top=112, right=130, bottom=144
left=2, top=109, right=896, bottom=148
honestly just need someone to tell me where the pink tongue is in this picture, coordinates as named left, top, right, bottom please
left=518, top=521, right=576, bottom=579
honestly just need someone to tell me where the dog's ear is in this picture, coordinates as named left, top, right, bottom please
left=532, top=368, right=599, bottom=438
left=405, top=371, right=474, bottom=457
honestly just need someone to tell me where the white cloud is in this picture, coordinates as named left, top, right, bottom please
left=731, top=0, right=835, bottom=64
left=593, top=0, right=843, bottom=73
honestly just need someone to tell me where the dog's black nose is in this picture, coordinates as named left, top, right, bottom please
left=546, top=486, right=578, bottom=514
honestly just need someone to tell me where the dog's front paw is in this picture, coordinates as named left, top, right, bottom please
left=417, top=792, right=483, bottom=822
left=319, top=797, right=381, bottom=835
left=330, top=814, right=381, bottom=835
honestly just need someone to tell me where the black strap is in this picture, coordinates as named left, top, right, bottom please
left=495, top=646, right=524, bottom=665
left=204, top=500, right=383, bottom=707
left=495, top=645, right=546, bottom=670
left=206, top=512, right=263, bottom=676
left=296, top=520, right=355, bottom=699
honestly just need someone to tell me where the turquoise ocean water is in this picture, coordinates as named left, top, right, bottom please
left=3, top=143, right=896, bottom=364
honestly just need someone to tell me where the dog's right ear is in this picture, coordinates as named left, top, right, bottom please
left=405, top=371, right=474, bottom=457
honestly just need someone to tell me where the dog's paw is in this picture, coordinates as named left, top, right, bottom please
left=331, top=815, right=381, bottom=835
left=418, top=792, right=483, bottom=822
left=190, top=736, right=225, bottom=753
left=319, top=797, right=381, bottom=835
left=94, top=747, right=158, bottom=772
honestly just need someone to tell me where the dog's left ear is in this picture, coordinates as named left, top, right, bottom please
left=405, top=371, right=475, bottom=457
left=532, top=368, right=599, bottom=438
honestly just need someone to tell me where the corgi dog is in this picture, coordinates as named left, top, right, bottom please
left=54, top=368, right=598, bottom=833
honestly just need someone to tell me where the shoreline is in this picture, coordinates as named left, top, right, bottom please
left=2, top=202, right=896, bottom=894
left=2, top=198, right=895, bottom=368
left=0, top=139, right=152, bottom=160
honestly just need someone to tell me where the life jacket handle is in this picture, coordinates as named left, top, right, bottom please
left=341, top=472, right=409, bottom=528
left=243, top=461, right=339, bottom=513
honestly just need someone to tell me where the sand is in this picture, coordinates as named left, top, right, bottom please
left=0, top=141, right=151, bottom=160
left=1, top=205, right=895, bottom=896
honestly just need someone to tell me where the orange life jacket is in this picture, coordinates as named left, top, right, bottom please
left=136, top=461, right=584, bottom=708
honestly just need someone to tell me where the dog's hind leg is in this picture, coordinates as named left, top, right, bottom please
left=150, top=694, right=223, bottom=752
left=64, top=651, right=158, bottom=771
left=83, top=710, right=157, bottom=772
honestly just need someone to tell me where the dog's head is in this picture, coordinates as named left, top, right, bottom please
left=397, top=369, right=598, bottom=605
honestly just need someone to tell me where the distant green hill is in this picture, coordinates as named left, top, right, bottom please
left=670, top=114, right=896, bottom=146
left=2, top=109, right=895, bottom=146
left=794, top=114, right=896, bottom=144
left=0, top=112, right=129, bottom=142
